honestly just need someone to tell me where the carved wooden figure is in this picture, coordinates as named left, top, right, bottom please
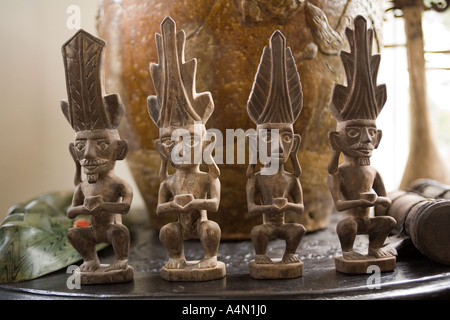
left=246, top=30, right=306, bottom=279
left=147, top=17, right=225, bottom=281
left=61, top=30, right=134, bottom=284
left=328, top=16, right=397, bottom=274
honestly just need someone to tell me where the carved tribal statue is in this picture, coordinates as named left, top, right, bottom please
left=328, top=16, right=397, bottom=274
left=147, top=17, right=225, bottom=281
left=61, top=30, right=134, bottom=284
left=246, top=30, right=306, bottom=279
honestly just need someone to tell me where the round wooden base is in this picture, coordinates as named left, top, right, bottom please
left=76, top=264, right=134, bottom=285
left=160, top=261, right=226, bottom=282
left=249, top=259, right=304, bottom=279
left=334, top=255, right=396, bottom=274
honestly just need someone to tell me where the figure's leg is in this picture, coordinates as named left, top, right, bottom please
left=278, top=223, right=306, bottom=263
left=251, top=224, right=277, bottom=264
left=197, top=220, right=221, bottom=268
left=67, top=227, right=100, bottom=272
left=159, top=222, right=186, bottom=269
left=336, top=217, right=365, bottom=260
left=368, top=216, right=397, bottom=258
left=105, top=224, right=130, bottom=271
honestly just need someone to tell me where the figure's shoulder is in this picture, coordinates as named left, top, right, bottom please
left=338, top=163, right=359, bottom=173
left=252, top=172, right=264, bottom=182
left=78, top=180, right=91, bottom=191
left=161, top=175, right=175, bottom=188
left=190, top=170, right=211, bottom=182
left=337, top=163, right=378, bottom=178
left=75, top=181, right=86, bottom=195
left=104, top=174, right=129, bottom=188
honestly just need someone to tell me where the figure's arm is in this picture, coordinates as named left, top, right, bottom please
left=328, top=173, right=373, bottom=212
left=285, top=178, right=304, bottom=215
left=185, top=176, right=221, bottom=212
left=246, top=177, right=275, bottom=217
left=155, top=181, right=181, bottom=216
left=67, top=185, right=90, bottom=219
left=372, top=171, right=391, bottom=207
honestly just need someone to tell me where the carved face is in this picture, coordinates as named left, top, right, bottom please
left=159, top=125, right=206, bottom=169
left=257, top=123, right=297, bottom=165
left=333, top=120, right=381, bottom=160
left=70, top=129, right=127, bottom=183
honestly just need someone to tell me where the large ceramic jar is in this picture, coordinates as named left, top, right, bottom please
left=97, top=0, right=383, bottom=239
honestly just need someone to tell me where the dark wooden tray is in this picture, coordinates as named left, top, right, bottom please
left=1, top=210, right=450, bottom=300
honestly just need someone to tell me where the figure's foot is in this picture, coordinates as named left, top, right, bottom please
left=369, top=246, right=398, bottom=259
left=342, top=251, right=367, bottom=260
left=79, top=259, right=100, bottom=272
left=194, top=256, right=217, bottom=269
left=255, top=254, right=273, bottom=264
left=164, top=258, right=187, bottom=269
left=105, top=259, right=128, bottom=272
left=281, top=253, right=300, bottom=264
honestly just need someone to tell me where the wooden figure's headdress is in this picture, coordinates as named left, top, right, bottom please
left=147, top=17, right=219, bottom=180
left=147, top=17, right=214, bottom=133
left=247, top=30, right=303, bottom=126
left=330, top=15, right=387, bottom=123
left=246, top=31, right=303, bottom=178
left=61, top=30, right=127, bottom=186
left=61, top=30, right=125, bottom=132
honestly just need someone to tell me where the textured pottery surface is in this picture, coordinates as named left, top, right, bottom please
left=97, top=0, right=383, bottom=239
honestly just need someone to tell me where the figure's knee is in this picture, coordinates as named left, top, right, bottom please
left=109, top=224, right=130, bottom=241
left=281, top=223, right=306, bottom=240
left=67, top=227, right=96, bottom=250
left=385, top=216, right=396, bottom=229
left=199, top=220, right=221, bottom=240
left=337, top=217, right=358, bottom=236
left=67, top=227, right=93, bottom=242
left=251, top=224, right=275, bottom=242
left=159, top=222, right=182, bottom=243
left=370, top=216, right=396, bottom=233
left=67, top=227, right=77, bottom=242
left=251, top=225, right=264, bottom=240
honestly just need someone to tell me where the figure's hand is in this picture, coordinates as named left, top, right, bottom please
left=88, top=201, right=130, bottom=216
left=156, top=201, right=182, bottom=215
left=358, top=192, right=377, bottom=208
left=179, top=201, right=195, bottom=213
left=374, top=196, right=391, bottom=208
left=272, top=198, right=288, bottom=212
left=270, top=204, right=285, bottom=214
left=173, top=194, right=194, bottom=211
left=67, top=206, right=90, bottom=219
left=353, top=198, right=375, bottom=208
left=84, top=196, right=104, bottom=211
left=89, top=203, right=107, bottom=216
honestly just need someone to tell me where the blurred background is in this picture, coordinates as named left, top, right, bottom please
left=1, top=0, right=450, bottom=222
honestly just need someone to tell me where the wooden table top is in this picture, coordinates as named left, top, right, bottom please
left=1, top=210, right=450, bottom=300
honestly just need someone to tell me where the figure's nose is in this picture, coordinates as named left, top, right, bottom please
left=84, top=140, right=97, bottom=159
left=277, top=138, right=284, bottom=154
left=360, top=128, right=373, bottom=144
